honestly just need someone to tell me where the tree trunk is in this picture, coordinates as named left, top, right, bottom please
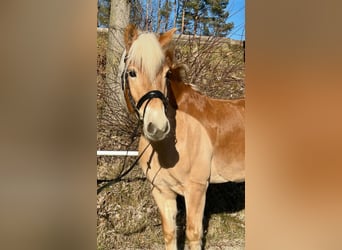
left=173, top=0, right=178, bottom=28
left=193, top=12, right=198, bottom=35
left=145, top=0, right=152, bottom=30
left=163, top=0, right=170, bottom=32
left=157, top=0, right=161, bottom=32
left=106, top=0, right=130, bottom=92
left=181, top=3, right=185, bottom=33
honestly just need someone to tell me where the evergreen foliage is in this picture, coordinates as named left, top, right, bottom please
left=178, top=0, right=233, bottom=36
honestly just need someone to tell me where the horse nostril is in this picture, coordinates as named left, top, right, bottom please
left=147, top=122, right=157, bottom=135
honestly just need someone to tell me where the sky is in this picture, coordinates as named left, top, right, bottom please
left=227, top=0, right=245, bottom=41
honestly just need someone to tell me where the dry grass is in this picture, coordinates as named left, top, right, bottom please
left=97, top=162, right=163, bottom=249
left=97, top=31, right=245, bottom=249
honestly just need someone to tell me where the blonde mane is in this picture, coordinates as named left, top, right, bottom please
left=126, top=33, right=165, bottom=83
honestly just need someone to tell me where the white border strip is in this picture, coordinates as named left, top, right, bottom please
left=97, top=150, right=139, bottom=156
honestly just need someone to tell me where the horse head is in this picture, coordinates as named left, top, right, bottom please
left=121, top=24, right=176, bottom=142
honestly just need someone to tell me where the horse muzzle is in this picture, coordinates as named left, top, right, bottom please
left=145, top=121, right=170, bottom=141
left=143, top=103, right=170, bottom=141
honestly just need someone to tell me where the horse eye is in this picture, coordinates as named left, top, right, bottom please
left=128, top=70, right=136, bottom=78
left=166, top=70, right=172, bottom=79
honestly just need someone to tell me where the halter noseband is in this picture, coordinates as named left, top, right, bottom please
left=121, top=56, right=169, bottom=120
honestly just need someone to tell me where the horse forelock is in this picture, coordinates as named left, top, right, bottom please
left=126, top=33, right=165, bottom=83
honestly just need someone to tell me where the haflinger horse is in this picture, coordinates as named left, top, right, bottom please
left=120, top=24, right=245, bottom=250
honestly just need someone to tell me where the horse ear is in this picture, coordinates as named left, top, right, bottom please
left=164, top=45, right=175, bottom=66
left=124, top=24, right=139, bottom=51
left=159, top=28, right=177, bottom=47
left=170, top=64, right=188, bottom=82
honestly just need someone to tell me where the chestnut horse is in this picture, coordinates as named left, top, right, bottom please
left=120, top=24, right=245, bottom=250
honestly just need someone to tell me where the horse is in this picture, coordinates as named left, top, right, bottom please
left=119, top=24, right=245, bottom=250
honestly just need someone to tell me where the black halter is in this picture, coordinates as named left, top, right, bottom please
left=121, top=56, right=168, bottom=120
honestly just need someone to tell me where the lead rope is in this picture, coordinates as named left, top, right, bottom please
left=97, top=141, right=151, bottom=195
left=97, top=110, right=145, bottom=195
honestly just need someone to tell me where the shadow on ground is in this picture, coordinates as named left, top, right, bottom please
left=175, top=182, right=245, bottom=249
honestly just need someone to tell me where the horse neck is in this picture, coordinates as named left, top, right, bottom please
left=169, top=80, right=208, bottom=115
left=168, top=79, right=245, bottom=147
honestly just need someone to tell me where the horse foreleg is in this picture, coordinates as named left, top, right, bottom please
left=152, top=188, right=178, bottom=250
left=184, top=181, right=208, bottom=250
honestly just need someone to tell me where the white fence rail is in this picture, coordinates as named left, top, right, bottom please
left=97, top=151, right=139, bottom=156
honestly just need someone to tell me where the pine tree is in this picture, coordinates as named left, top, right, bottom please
left=179, top=0, right=208, bottom=35
left=204, top=0, right=233, bottom=36
left=177, top=0, right=233, bottom=36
